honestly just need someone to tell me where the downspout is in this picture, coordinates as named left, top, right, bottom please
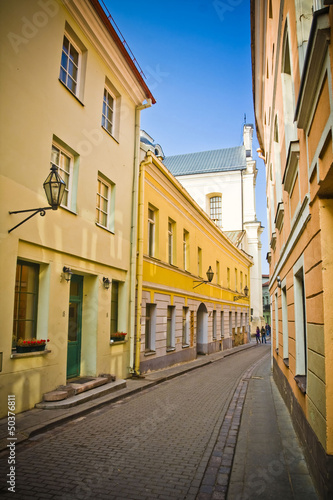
left=129, top=99, right=152, bottom=375
left=134, top=156, right=149, bottom=375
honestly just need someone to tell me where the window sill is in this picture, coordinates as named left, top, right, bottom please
left=61, top=205, right=77, bottom=216
left=96, top=223, right=115, bottom=234
left=59, top=79, right=84, bottom=106
left=294, top=375, right=307, bottom=394
left=102, top=126, right=119, bottom=144
left=110, top=340, right=126, bottom=345
left=11, top=350, right=51, bottom=359
left=144, top=350, right=156, bottom=357
left=182, top=344, right=190, bottom=349
left=166, top=347, right=176, bottom=352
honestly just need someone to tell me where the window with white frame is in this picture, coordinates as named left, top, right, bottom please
left=209, top=195, right=222, bottom=226
left=183, top=229, right=189, bottom=271
left=51, top=143, right=73, bottom=209
left=102, top=87, right=115, bottom=136
left=168, top=218, right=175, bottom=265
left=167, top=305, right=176, bottom=349
left=294, top=264, right=307, bottom=378
left=148, top=206, right=156, bottom=257
left=282, top=284, right=289, bottom=362
left=275, top=292, right=279, bottom=350
left=212, top=310, right=217, bottom=339
left=182, top=307, right=189, bottom=346
left=145, top=303, right=156, bottom=352
left=96, top=174, right=115, bottom=231
left=221, top=311, right=224, bottom=337
left=60, top=34, right=79, bottom=95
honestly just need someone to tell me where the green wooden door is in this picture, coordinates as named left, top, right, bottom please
left=67, top=275, right=83, bottom=379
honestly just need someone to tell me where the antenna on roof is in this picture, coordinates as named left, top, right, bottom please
left=244, top=113, right=246, bottom=124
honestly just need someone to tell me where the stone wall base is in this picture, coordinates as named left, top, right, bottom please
left=140, top=346, right=196, bottom=373
left=273, top=358, right=333, bottom=499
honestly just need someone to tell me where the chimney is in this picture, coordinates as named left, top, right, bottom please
left=243, top=124, right=254, bottom=158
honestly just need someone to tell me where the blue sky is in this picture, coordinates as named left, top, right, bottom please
left=104, top=0, right=269, bottom=273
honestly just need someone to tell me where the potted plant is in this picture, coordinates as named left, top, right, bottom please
left=110, top=332, right=127, bottom=343
left=15, top=338, right=50, bottom=353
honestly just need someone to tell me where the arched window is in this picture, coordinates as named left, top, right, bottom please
left=209, top=195, right=222, bottom=227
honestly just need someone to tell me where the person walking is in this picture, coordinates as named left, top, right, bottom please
left=256, top=327, right=261, bottom=345
left=261, top=326, right=266, bottom=343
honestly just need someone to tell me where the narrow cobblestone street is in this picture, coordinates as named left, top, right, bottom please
left=0, top=346, right=270, bottom=500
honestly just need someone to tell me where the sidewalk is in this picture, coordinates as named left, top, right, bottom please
left=0, top=341, right=257, bottom=453
left=196, top=352, right=318, bottom=499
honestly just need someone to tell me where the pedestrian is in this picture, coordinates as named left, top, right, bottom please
left=256, top=326, right=261, bottom=344
left=261, top=326, right=266, bottom=343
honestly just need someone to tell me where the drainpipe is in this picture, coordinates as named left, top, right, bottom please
left=134, top=156, right=151, bottom=375
left=129, top=99, right=152, bottom=375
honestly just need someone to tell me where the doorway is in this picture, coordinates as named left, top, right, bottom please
left=197, top=302, right=208, bottom=354
left=67, top=275, right=83, bottom=379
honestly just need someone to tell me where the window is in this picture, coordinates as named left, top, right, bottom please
left=51, top=143, right=73, bottom=209
left=221, top=311, right=224, bottom=337
left=182, top=307, right=189, bottom=346
left=145, top=303, right=156, bottom=352
left=210, top=195, right=222, bottom=226
left=167, top=306, right=176, bottom=349
left=216, top=261, right=220, bottom=285
left=148, top=206, right=156, bottom=257
left=60, top=34, right=79, bottom=95
left=197, top=248, right=202, bottom=277
left=212, top=310, right=217, bottom=339
left=229, top=311, right=232, bottom=335
left=275, top=292, right=279, bottom=350
left=282, top=285, right=289, bottom=362
left=240, top=271, right=243, bottom=292
left=168, top=218, right=175, bottom=265
left=13, top=261, right=39, bottom=343
left=102, top=88, right=115, bottom=136
left=110, top=281, right=119, bottom=336
left=183, top=229, right=189, bottom=271
left=235, top=268, right=238, bottom=291
left=294, top=265, right=307, bottom=377
left=96, top=174, right=115, bottom=231
left=227, top=267, right=230, bottom=288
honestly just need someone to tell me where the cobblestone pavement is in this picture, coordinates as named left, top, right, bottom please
left=0, top=346, right=269, bottom=500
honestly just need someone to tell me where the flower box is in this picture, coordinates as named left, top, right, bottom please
left=15, top=338, right=49, bottom=353
left=110, top=332, right=127, bottom=342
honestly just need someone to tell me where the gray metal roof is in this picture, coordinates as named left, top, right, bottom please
left=163, top=146, right=247, bottom=176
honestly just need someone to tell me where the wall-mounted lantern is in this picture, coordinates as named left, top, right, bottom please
left=62, top=266, right=73, bottom=283
left=234, top=285, right=249, bottom=301
left=193, top=266, right=214, bottom=289
left=8, top=165, right=66, bottom=233
left=103, top=277, right=111, bottom=289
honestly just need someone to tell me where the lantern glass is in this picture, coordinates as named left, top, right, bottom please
left=206, top=266, right=214, bottom=283
left=43, top=165, right=66, bottom=210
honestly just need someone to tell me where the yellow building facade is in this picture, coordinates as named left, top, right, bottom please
left=251, top=1, right=333, bottom=496
left=135, top=151, right=252, bottom=374
left=0, top=0, right=154, bottom=416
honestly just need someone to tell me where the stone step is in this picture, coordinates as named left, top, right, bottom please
left=37, top=379, right=126, bottom=409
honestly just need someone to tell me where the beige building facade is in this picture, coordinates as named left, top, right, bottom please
left=0, top=0, right=154, bottom=416
left=251, top=1, right=333, bottom=496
